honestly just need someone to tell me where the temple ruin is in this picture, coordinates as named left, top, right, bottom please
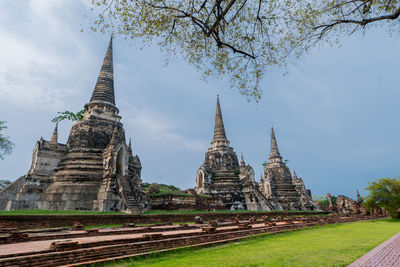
left=0, top=38, right=148, bottom=213
left=195, top=97, right=319, bottom=211
left=260, top=126, right=319, bottom=210
left=194, top=96, right=274, bottom=210
left=0, top=39, right=320, bottom=213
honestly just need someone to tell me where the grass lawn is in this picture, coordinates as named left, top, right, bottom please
left=85, top=224, right=124, bottom=229
left=103, top=219, right=400, bottom=267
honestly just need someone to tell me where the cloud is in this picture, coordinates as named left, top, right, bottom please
left=124, top=107, right=208, bottom=152
left=0, top=0, right=96, bottom=110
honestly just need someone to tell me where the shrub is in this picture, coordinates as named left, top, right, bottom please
left=363, top=177, right=400, bottom=219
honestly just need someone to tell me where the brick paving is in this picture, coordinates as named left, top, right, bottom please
left=0, top=227, right=202, bottom=257
left=0, top=222, right=272, bottom=258
left=348, top=232, right=400, bottom=267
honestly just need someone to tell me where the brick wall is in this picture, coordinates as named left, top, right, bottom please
left=0, top=211, right=329, bottom=229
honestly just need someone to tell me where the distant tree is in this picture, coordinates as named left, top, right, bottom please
left=52, top=110, right=85, bottom=123
left=147, top=183, right=161, bottom=194
left=262, top=161, right=268, bottom=168
left=0, top=180, right=11, bottom=190
left=165, top=184, right=181, bottom=192
left=143, top=182, right=181, bottom=194
left=142, top=182, right=151, bottom=190
left=313, top=194, right=337, bottom=206
left=363, top=177, right=400, bottom=219
left=0, top=120, right=14, bottom=160
left=327, top=194, right=338, bottom=206
left=313, top=195, right=325, bottom=205
left=91, top=1, right=400, bottom=101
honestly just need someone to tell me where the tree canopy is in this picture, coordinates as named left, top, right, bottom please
left=91, top=0, right=400, bottom=101
left=313, top=194, right=337, bottom=206
left=52, top=110, right=85, bottom=123
left=0, top=120, right=14, bottom=160
left=0, top=180, right=11, bottom=190
left=363, top=177, right=400, bottom=219
left=142, top=182, right=181, bottom=194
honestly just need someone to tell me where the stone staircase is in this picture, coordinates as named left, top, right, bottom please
left=117, top=175, right=142, bottom=213
left=251, top=184, right=276, bottom=210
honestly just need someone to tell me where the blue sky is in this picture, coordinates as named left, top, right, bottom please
left=0, top=0, right=399, bottom=199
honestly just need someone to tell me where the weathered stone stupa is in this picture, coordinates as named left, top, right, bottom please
left=261, top=126, right=318, bottom=210
left=195, top=96, right=274, bottom=210
left=0, top=38, right=148, bottom=213
left=195, top=96, right=245, bottom=209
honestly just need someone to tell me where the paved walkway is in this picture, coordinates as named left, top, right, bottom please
left=348, top=232, right=400, bottom=267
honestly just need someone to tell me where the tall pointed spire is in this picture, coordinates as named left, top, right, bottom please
left=49, top=122, right=58, bottom=146
left=269, top=125, right=282, bottom=162
left=128, top=137, right=132, bottom=151
left=357, top=189, right=362, bottom=203
left=90, top=36, right=115, bottom=106
left=240, top=152, right=245, bottom=166
left=211, top=95, right=229, bottom=146
left=293, top=169, right=298, bottom=180
left=212, top=95, right=228, bottom=143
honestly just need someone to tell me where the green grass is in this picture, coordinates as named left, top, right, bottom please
left=0, top=209, right=126, bottom=215
left=102, top=219, right=400, bottom=267
left=85, top=224, right=123, bottom=229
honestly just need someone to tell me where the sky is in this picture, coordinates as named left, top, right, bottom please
left=0, top=0, right=399, bottom=199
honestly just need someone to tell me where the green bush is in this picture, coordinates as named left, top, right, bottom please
left=363, top=177, right=400, bottom=219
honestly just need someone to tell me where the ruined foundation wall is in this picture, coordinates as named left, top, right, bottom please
left=0, top=176, right=26, bottom=210
left=149, top=194, right=223, bottom=210
left=0, top=211, right=330, bottom=229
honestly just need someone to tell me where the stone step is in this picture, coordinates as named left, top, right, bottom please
left=55, top=165, right=104, bottom=172
left=117, top=176, right=142, bottom=212
left=58, top=160, right=103, bottom=166
left=52, top=170, right=103, bottom=177
left=67, top=148, right=104, bottom=154
left=64, top=152, right=103, bottom=158
left=52, top=173, right=103, bottom=182
left=55, top=166, right=103, bottom=173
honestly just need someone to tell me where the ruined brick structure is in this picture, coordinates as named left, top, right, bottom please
left=195, top=96, right=274, bottom=210
left=239, top=154, right=275, bottom=211
left=0, top=38, right=148, bottom=213
left=332, top=190, right=367, bottom=215
left=148, top=193, right=224, bottom=210
left=292, top=170, right=319, bottom=210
